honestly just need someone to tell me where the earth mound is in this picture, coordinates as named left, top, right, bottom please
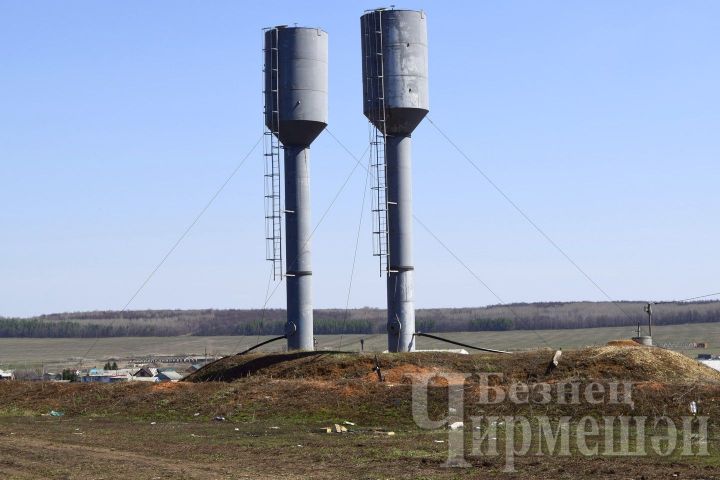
left=186, top=345, right=720, bottom=385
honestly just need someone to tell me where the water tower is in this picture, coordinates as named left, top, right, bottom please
left=264, top=26, right=328, bottom=351
left=360, top=9, right=429, bottom=352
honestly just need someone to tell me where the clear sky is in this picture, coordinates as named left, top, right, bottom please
left=1, top=1, right=718, bottom=318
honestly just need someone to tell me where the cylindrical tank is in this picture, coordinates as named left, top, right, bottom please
left=361, top=9, right=428, bottom=134
left=264, top=25, right=327, bottom=351
left=264, top=26, right=328, bottom=146
left=360, top=9, right=429, bottom=352
left=632, top=336, right=653, bottom=346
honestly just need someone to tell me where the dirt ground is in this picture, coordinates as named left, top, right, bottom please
left=0, top=417, right=718, bottom=480
left=1, top=347, right=720, bottom=479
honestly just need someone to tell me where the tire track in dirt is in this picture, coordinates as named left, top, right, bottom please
left=0, top=433, right=293, bottom=479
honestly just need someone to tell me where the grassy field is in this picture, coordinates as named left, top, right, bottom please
left=0, top=321, right=717, bottom=370
left=1, top=348, right=720, bottom=479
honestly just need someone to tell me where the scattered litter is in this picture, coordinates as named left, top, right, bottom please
left=213, top=416, right=226, bottom=422
left=434, top=440, right=445, bottom=443
left=49, top=410, right=64, bottom=417
left=190, top=433, right=202, bottom=438
left=448, top=421, right=464, bottom=430
left=150, top=422, right=157, bottom=425
left=296, top=444, right=303, bottom=447
left=234, top=428, right=240, bottom=431
left=552, top=350, right=562, bottom=366
left=324, top=424, right=348, bottom=434
left=270, top=426, right=280, bottom=430
left=194, top=413, right=200, bottom=417
left=74, top=428, right=80, bottom=431
left=386, top=431, right=395, bottom=436
left=690, top=401, right=698, bottom=415
left=342, top=421, right=356, bottom=426
left=448, top=407, right=457, bottom=414
left=72, top=432, right=84, bottom=435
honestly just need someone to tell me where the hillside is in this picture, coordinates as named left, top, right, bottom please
left=2, top=300, right=719, bottom=338
left=3, top=346, right=720, bottom=479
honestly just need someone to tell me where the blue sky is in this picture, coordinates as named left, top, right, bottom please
left=1, top=1, right=718, bottom=317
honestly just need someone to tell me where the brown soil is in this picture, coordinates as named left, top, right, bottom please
left=2, top=346, right=720, bottom=478
left=606, top=339, right=641, bottom=347
left=187, top=345, right=720, bottom=385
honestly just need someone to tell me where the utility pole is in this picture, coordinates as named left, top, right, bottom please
left=643, top=302, right=653, bottom=337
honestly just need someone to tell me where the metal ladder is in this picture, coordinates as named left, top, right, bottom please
left=363, top=11, right=390, bottom=276
left=263, top=28, right=283, bottom=281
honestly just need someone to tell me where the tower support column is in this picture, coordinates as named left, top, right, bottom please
left=386, top=134, right=415, bottom=352
left=284, top=145, right=314, bottom=351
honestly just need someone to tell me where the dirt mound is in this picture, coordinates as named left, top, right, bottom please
left=186, top=346, right=720, bottom=385
left=577, top=345, right=720, bottom=383
left=606, top=339, right=641, bottom=347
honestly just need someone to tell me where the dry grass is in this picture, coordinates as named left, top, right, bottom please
left=188, top=345, right=720, bottom=385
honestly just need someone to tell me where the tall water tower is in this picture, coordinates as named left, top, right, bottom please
left=264, top=26, right=328, bottom=351
left=360, top=9, right=429, bottom=352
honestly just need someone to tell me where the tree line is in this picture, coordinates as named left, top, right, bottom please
left=1, top=301, right=718, bottom=338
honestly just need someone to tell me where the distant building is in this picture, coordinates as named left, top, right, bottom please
left=80, top=368, right=133, bottom=383
left=700, top=360, right=720, bottom=372
left=156, top=370, right=182, bottom=382
left=133, top=367, right=158, bottom=378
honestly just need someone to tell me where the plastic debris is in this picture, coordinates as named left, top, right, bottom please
left=49, top=410, right=64, bottom=417
left=434, top=440, right=445, bottom=443
left=270, top=426, right=280, bottom=430
left=234, top=427, right=240, bottom=431
left=213, top=416, right=226, bottom=422
left=150, top=422, right=157, bottom=425
left=324, top=424, right=348, bottom=433
left=690, top=401, right=698, bottom=415
left=448, top=421, right=464, bottom=430
left=342, top=421, right=356, bottom=426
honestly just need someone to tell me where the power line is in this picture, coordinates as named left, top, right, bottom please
left=674, top=292, right=720, bottom=303
left=339, top=149, right=372, bottom=350
left=233, top=139, right=371, bottom=353
left=326, top=128, right=554, bottom=349
left=426, top=116, right=634, bottom=323
left=77, top=136, right=263, bottom=365
left=414, top=215, right=552, bottom=348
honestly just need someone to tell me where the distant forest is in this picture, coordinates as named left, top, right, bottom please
left=1, top=301, right=719, bottom=338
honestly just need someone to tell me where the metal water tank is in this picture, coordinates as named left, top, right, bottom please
left=264, top=26, right=328, bottom=146
left=361, top=9, right=428, bottom=135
